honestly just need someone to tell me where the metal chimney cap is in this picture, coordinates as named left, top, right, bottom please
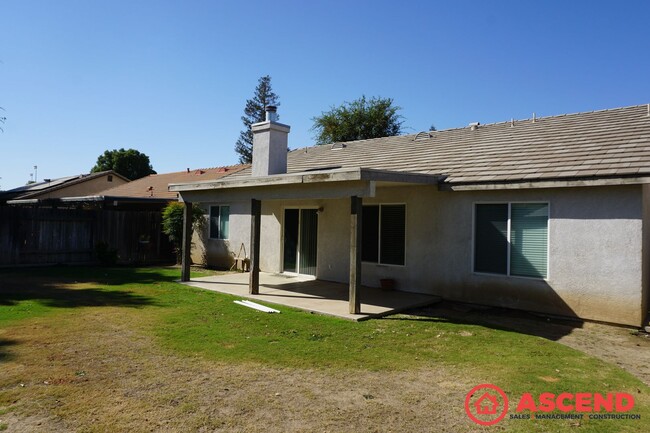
left=265, top=105, right=278, bottom=122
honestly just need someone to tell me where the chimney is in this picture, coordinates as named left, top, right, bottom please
left=251, top=106, right=290, bottom=176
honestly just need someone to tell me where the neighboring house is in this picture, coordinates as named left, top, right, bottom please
left=94, top=166, right=249, bottom=265
left=170, top=104, right=650, bottom=327
left=0, top=170, right=128, bottom=204
left=1, top=166, right=246, bottom=266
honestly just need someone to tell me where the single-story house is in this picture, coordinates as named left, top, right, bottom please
left=170, top=104, right=650, bottom=327
left=0, top=170, right=129, bottom=204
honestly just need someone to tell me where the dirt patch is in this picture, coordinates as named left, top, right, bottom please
left=413, top=302, right=650, bottom=386
left=0, top=308, right=475, bottom=433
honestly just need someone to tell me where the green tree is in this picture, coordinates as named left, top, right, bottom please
left=161, top=202, right=205, bottom=264
left=234, top=75, right=280, bottom=163
left=311, top=95, right=404, bottom=145
left=91, top=148, right=156, bottom=180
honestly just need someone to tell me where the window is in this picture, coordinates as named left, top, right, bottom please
left=362, top=204, right=406, bottom=265
left=107, top=175, right=113, bottom=182
left=474, top=203, right=549, bottom=278
left=209, top=205, right=230, bottom=239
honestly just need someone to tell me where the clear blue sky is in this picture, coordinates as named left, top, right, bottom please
left=2, top=0, right=649, bottom=189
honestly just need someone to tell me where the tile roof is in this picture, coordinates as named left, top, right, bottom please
left=227, top=104, right=650, bottom=186
left=98, top=165, right=248, bottom=199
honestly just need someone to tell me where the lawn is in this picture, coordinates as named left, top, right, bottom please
left=0, top=266, right=648, bottom=432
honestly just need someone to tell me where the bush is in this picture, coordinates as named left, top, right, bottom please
left=162, top=202, right=205, bottom=264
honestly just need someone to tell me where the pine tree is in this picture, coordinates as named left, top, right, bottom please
left=234, top=75, right=280, bottom=163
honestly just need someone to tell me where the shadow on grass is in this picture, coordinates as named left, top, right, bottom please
left=0, top=338, right=17, bottom=363
left=386, top=301, right=584, bottom=342
left=0, top=266, right=165, bottom=308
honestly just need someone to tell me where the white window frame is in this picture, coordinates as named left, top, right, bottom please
left=209, top=205, right=230, bottom=240
left=361, top=203, right=407, bottom=267
left=471, top=201, right=550, bottom=280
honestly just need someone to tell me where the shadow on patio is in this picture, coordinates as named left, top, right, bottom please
left=183, top=272, right=440, bottom=321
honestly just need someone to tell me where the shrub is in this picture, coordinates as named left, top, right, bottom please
left=161, top=202, right=205, bottom=264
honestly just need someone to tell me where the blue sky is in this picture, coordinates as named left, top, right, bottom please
left=1, top=0, right=649, bottom=189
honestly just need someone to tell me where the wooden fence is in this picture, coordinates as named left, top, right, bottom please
left=0, top=206, right=175, bottom=266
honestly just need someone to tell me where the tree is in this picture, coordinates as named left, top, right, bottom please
left=161, top=202, right=205, bottom=264
left=311, top=95, right=404, bottom=145
left=91, top=148, right=156, bottom=180
left=234, top=75, right=280, bottom=163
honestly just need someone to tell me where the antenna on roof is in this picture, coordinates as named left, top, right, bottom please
left=532, top=112, right=536, bottom=123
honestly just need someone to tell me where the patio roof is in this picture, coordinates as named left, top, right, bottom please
left=172, top=168, right=444, bottom=315
left=184, top=272, right=441, bottom=321
left=169, top=167, right=445, bottom=193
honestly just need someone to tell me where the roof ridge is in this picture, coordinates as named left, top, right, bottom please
left=148, top=164, right=249, bottom=176
left=287, top=103, right=650, bottom=152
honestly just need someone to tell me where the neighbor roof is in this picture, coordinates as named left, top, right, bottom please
left=225, top=104, right=650, bottom=187
left=1, top=171, right=128, bottom=200
left=99, top=165, right=249, bottom=199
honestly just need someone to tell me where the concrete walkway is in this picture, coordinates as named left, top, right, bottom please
left=183, top=272, right=440, bottom=321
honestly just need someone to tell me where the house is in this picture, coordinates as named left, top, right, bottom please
left=1, top=166, right=246, bottom=266
left=170, top=104, right=650, bottom=327
left=0, top=170, right=128, bottom=204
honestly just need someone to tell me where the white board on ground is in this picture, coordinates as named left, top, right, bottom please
left=233, top=300, right=280, bottom=313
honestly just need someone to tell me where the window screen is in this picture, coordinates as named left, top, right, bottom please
left=209, top=205, right=230, bottom=239
left=362, top=204, right=405, bottom=265
left=474, top=204, right=508, bottom=274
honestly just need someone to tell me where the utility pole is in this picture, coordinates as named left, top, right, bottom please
left=34, top=165, right=38, bottom=183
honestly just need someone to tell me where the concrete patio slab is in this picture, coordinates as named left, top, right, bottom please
left=183, top=272, right=441, bottom=321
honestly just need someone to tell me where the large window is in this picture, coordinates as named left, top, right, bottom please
left=362, top=204, right=406, bottom=265
left=209, top=205, right=230, bottom=239
left=474, top=203, right=548, bottom=278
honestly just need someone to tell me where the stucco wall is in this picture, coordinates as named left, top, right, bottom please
left=193, top=183, right=646, bottom=326
left=192, top=200, right=251, bottom=269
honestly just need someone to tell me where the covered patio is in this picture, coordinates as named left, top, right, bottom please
left=171, top=167, right=444, bottom=316
left=183, top=272, right=440, bottom=321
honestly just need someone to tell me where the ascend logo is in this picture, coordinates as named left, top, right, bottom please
left=464, top=384, right=509, bottom=426
left=464, top=384, right=637, bottom=426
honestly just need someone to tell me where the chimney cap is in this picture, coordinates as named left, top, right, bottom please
left=265, top=105, right=278, bottom=122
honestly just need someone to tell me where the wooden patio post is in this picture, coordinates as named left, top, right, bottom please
left=180, top=201, right=192, bottom=282
left=249, top=199, right=261, bottom=294
left=349, top=196, right=362, bottom=314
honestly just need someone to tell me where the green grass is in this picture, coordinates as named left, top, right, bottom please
left=1, top=266, right=649, bottom=432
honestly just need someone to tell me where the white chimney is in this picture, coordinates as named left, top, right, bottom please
left=251, top=106, right=290, bottom=176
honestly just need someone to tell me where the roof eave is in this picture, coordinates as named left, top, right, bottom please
left=169, top=167, right=445, bottom=192
left=440, top=174, right=650, bottom=191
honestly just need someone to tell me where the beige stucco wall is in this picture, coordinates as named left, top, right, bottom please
left=191, top=183, right=647, bottom=326
left=191, top=200, right=251, bottom=268
left=33, top=174, right=128, bottom=199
